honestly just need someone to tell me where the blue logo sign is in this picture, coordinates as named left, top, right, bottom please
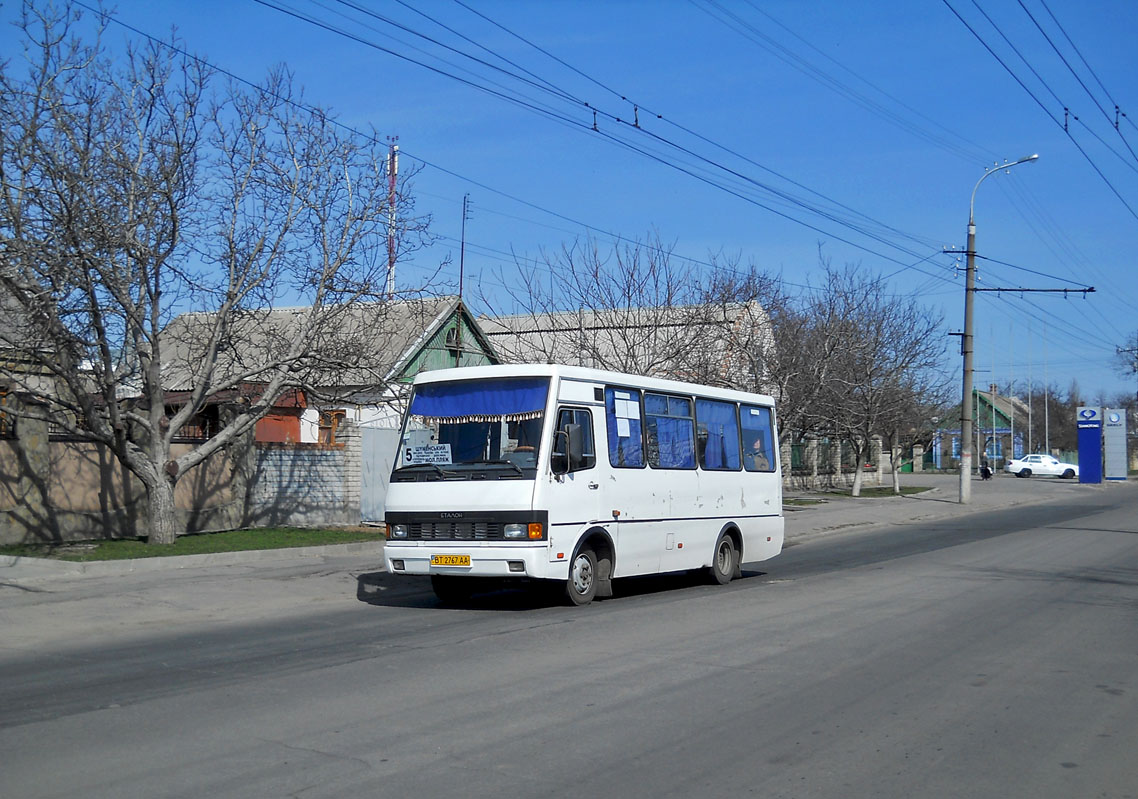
left=1077, top=407, right=1102, bottom=429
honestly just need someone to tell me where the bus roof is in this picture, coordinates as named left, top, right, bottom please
left=409, top=363, right=776, bottom=406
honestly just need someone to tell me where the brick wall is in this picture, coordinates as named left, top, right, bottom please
left=0, top=415, right=366, bottom=545
left=246, top=420, right=361, bottom=528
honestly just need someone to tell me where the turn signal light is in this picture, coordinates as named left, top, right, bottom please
left=528, top=523, right=544, bottom=540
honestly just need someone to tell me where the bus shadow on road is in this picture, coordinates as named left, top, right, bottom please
left=613, top=569, right=768, bottom=599
left=356, top=568, right=770, bottom=610
left=355, top=571, right=559, bottom=611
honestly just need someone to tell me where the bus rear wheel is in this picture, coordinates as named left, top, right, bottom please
left=709, top=533, right=737, bottom=585
left=564, top=547, right=598, bottom=606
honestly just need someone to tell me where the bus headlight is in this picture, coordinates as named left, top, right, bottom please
left=504, top=523, right=526, bottom=539
left=388, top=524, right=408, bottom=539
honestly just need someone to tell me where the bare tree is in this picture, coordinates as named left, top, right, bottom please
left=761, top=276, right=846, bottom=452
left=1117, top=330, right=1138, bottom=403
left=877, top=383, right=952, bottom=494
left=0, top=2, right=434, bottom=543
left=478, top=235, right=781, bottom=390
left=788, top=265, right=947, bottom=495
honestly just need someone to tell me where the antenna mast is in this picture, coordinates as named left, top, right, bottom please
left=386, top=137, right=399, bottom=297
left=459, top=193, right=471, bottom=299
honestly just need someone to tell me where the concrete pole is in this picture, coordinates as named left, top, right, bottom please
left=958, top=154, right=1039, bottom=504
left=959, top=222, right=977, bottom=504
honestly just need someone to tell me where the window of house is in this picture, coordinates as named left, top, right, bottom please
left=645, top=393, right=696, bottom=470
left=696, top=398, right=740, bottom=470
left=169, top=405, right=219, bottom=441
left=319, top=409, right=346, bottom=444
left=605, top=387, right=644, bottom=468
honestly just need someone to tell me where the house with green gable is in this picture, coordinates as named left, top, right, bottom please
left=162, top=296, right=499, bottom=443
left=930, top=384, right=1030, bottom=470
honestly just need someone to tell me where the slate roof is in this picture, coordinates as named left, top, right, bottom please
left=161, top=296, right=491, bottom=395
left=976, top=387, right=1031, bottom=424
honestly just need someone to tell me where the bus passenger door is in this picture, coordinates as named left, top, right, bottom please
left=547, top=406, right=609, bottom=566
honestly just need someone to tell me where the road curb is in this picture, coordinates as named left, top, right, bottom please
left=1, top=540, right=388, bottom=580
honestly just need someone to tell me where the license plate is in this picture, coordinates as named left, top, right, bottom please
left=431, top=554, right=471, bottom=567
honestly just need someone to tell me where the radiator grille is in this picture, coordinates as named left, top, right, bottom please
left=408, top=521, right=504, bottom=540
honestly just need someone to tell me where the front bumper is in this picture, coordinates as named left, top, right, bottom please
left=384, top=542, right=563, bottom=579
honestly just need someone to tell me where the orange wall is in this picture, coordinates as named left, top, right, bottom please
left=256, top=413, right=302, bottom=443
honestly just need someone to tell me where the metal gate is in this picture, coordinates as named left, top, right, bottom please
left=360, top=427, right=400, bottom=522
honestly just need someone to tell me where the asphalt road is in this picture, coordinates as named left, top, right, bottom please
left=1, top=487, right=1136, bottom=798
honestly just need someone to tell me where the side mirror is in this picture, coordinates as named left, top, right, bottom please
left=552, top=423, right=585, bottom=475
left=566, top=423, right=585, bottom=469
left=551, top=429, right=569, bottom=476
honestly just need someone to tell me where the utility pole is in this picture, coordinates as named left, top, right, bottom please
left=959, top=154, right=1038, bottom=504
left=456, top=194, right=472, bottom=367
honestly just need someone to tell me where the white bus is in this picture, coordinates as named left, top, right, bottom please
left=384, top=364, right=784, bottom=605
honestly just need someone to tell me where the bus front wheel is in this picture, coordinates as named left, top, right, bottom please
left=564, top=547, right=598, bottom=606
left=709, top=533, right=737, bottom=586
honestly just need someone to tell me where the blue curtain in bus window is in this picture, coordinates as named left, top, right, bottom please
left=437, top=421, right=496, bottom=462
left=645, top=394, right=695, bottom=469
left=741, top=405, right=774, bottom=472
left=409, top=377, right=548, bottom=421
left=651, top=417, right=696, bottom=468
left=605, top=387, right=644, bottom=467
left=696, top=398, right=740, bottom=470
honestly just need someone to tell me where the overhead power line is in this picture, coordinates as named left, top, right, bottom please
left=942, top=0, right=1138, bottom=223
left=253, top=0, right=965, bottom=282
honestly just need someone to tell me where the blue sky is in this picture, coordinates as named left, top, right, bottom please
left=6, top=0, right=1138, bottom=400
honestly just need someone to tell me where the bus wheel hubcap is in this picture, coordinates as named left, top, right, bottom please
left=572, top=556, right=593, bottom=593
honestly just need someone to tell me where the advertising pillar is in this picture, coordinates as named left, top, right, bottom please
left=1104, top=409, right=1128, bottom=481
left=1076, top=407, right=1103, bottom=484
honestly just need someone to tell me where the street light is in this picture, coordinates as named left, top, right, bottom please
left=959, top=154, right=1039, bottom=504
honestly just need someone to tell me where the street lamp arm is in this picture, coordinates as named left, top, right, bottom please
left=969, top=154, right=1039, bottom=225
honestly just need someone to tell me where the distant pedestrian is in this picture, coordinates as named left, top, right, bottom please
left=980, top=460, right=993, bottom=480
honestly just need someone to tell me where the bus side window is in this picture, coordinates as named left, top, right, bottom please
left=644, top=393, right=696, bottom=469
left=552, top=408, right=596, bottom=473
left=695, top=398, right=741, bottom=470
left=741, top=405, right=775, bottom=472
left=605, top=387, right=644, bottom=468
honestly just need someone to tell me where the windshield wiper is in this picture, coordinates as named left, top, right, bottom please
left=395, top=463, right=448, bottom=477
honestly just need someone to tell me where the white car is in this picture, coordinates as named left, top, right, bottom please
left=1004, top=454, right=1079, bottom=479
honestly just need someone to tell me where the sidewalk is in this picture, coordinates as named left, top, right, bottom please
left=0, top=472, right=1127, bottom=584
left=781, top=471, right=1107, bottom=539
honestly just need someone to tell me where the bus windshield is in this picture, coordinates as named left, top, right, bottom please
left=392, top=376, right=550, bottom=480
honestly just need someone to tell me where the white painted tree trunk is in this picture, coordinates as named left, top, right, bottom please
left=145, top=475, right=180, bottom=545
left=891, top=445, right=902, bottom=494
